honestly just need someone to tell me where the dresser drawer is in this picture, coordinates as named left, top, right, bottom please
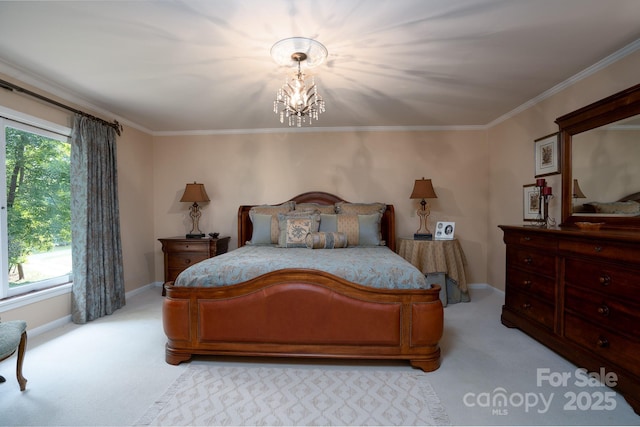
left=505, top=289, right=555, bottom=330
left=167, top=252, right=209, bottom=270
left=565, top=285, right=640, bottom=339
left=564, top=258, right=639, bottom=301
left=506, top=266, right=555, bottom=301
left=560, top=239, right=640, bottom=264
left=504, top=231, right=557, bottom=250
left=506, top=246, right=556, bottom=275
left=564, top=313, right=640, bottom=377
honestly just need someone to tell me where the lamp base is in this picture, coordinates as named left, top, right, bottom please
left=185, top=233, right=205, bottom=238
left=414, top=233, right=433, bottom=240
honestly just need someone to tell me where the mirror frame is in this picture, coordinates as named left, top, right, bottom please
left=556, top=83, right=640, bottom=229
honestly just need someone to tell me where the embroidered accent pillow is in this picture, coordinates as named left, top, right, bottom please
left=277, top=212, right=321, bottom=248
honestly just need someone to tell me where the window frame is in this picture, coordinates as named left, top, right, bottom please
left=0, top=106, right=72, bottom=300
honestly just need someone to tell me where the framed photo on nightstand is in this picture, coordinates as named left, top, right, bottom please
left=434, top=221, right=455, bottom=240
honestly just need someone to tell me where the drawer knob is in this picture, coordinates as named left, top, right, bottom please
left=522, top=303, right=532, bottom=310
left=597, top=304, right=610, bottom=316
left=594, top=246, right=603, bottom=253
left=185, top=259, right=192, bottom=264
left=523, top=237, right=531, bottom=241
left=596, top=337, right=609, bottom=348
left=523, top=257, right=533, bottom=265
left=523, top=280, right=532, bottom=289
left=599, top=274, right=611, bottom=286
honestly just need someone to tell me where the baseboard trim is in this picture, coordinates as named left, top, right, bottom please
left=26, top=282, right=159, bottom=338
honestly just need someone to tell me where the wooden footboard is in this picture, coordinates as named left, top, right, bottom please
left=163, top=269, right=443, bottom=372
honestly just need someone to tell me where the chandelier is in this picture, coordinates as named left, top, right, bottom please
left=271, top=37, right=327, bottom=127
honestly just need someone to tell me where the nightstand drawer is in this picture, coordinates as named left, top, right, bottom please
left=167, top=252, right=209, bottom=270
left=165, top=240, right=210, bottom=253
left=159, top=236, right=231, bottom=294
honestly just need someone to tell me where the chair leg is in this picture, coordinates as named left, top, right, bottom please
left=16, top=331, right=27, bottom=391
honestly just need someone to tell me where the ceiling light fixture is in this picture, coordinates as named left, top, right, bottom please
left=271, top=37, right=327, bottom=127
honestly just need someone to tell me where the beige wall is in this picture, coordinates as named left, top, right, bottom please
left=487, top=49, right=640, bottom=290
left=152, top=130, right=489, bottom=286
left=1, top=46, right=639, bottom=329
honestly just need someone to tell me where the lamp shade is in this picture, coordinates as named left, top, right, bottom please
left=572, top=179, right=586, bottom=198
left=410, top=178, right=437, bottom=199
left=180, top=182, right=210, bottom=203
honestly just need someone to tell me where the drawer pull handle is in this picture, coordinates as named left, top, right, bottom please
left=596, top=337, right=609, bottom=348
left=597, top=305, right=610, bottom=316
left=523, top=257, right=533, bottom=265
left=523, top=280, right=532, bottom=289
left=599, top=274, right=611, bottom=286
left=522, top=303, right=531, bottom=310
left=523, top=237, right=531, bottom=241
left=594, top=246, right=603, bottom=253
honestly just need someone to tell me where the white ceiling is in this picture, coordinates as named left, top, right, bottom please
left=0, top=0, right=639, bottom=134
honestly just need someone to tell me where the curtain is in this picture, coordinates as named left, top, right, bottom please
left=70, top=115, right=125, bottom=324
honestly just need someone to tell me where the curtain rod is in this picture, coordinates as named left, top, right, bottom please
left=0, top=78, right=122, bottom=136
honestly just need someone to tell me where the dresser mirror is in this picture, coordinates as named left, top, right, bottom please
left=556, top=83, right=640, bottom=228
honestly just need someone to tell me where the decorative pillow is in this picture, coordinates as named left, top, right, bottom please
left=305, top=232, right=348, bottom=249
left=295, top=203, right=336, bottom=214
left=588, top=201, right=640, bottom=214
left=335, top=201, right=386, bottom=215
left=277, top=212, right=321, bottom=248
left=319, top=213, right=383, bottom=246
left=247, top=213, right=273, bottom=245
left=248, top=201, right=295, bottom=244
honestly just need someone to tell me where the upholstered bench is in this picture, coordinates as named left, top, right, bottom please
left=0, top=320, right=28, bottom=391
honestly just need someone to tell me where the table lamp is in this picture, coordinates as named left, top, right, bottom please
left=180, top=182, right=210, bottom=238
left=410, top=178, right=437, bottom=240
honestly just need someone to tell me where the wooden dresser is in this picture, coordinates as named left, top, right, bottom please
left=499, top=225, right=640, bottom=414
left=158, top=236, right=230, bottom=293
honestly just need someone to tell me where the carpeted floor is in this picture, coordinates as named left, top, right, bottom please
left=136, top=364, right=450, bottom=426
left=1, top=285, right=638, bottom=426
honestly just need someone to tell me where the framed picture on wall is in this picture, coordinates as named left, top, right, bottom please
left=434, top=221, right=455, bottom=240
left=523, top=184, right=540, bottom=221
left=534, top=132, right=560, bottom=177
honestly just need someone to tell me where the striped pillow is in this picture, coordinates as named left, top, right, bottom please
left=305, top=232, right=348, bottom=249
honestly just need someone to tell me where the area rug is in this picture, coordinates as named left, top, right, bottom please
left=136, top=364, right=450, bottom=426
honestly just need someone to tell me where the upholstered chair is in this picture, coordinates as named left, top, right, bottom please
left=0, top=320, right=28, bottom=391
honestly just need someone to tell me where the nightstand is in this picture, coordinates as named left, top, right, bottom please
left=158, top=236, right=230, bottom=295
left=397, top=237, right=470, bottom=306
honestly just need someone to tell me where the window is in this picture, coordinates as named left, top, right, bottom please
left=0, top=114, right=72, bottom=299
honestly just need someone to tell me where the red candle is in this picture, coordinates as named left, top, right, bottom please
left=536, top=178, right=546, bottom=187
left=543, top=186, right=552, bottom=196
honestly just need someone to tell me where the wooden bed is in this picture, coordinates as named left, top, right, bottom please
left=163, top=191, right=444, bottom=371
